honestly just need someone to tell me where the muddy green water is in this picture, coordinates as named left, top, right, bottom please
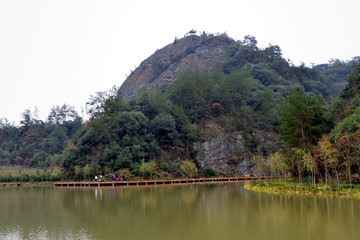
left=0, top=183, right=359, bottom=240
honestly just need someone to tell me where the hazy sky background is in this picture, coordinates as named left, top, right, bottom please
left=1, top=0, right=359, bottom=124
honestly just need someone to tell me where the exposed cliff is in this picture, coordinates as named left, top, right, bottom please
left=119, top=34, right=233, bottom=101
left=194, top=118, right=280, bottom=176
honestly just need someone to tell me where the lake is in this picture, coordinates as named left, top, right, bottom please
left=0, top=182, right=359, bottom=240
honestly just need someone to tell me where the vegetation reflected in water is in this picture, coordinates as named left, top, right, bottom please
left=0, top=183, right=359, bottom=240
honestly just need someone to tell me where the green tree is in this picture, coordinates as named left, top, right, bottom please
left=268, top=151, right=289, bottom=183
left=330, top=107, right=360, bottom=140
left=170, top=70, right=218, bottom=122
left=277, top=90, right=326, bottom=182
left=340, top=64, right=360, bottom=99
left=316, top=135, right=338, bottom=186
left=203, top=166, right=216, bottom=177
left=139, top=160, right=158, bottom=178
left=136, top=86, right=171, bottom=120
left=61, top=145, right=80, bottom=179
left=301, top=149, right=317, bottom=185
left=74, top=165, right=83, bottom=181
left=251, top=155, right=270, bottom=177
left=180, top=160, right=197, bottom=178
left=30, top=151, right=50, bottom=168
left=86, top=86, right=120, bottom=119
left=171, top=104, right=197, bottom=158
left=150, top=113, right=178, bottom=146
left=47, top=104, right=79, bottom=125
left=250, top=63, right=278, bottom=86
left=219, top=70, right=253, bottom=114
left=278, top=90, right=326, bottom=149
left=336, top=130, right=360, bottom=187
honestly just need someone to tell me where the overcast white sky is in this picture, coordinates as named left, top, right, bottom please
left=0, top=0, right=359, bottom=124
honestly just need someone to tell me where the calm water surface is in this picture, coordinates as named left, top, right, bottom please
left=0, top=183, right=359, bottom=240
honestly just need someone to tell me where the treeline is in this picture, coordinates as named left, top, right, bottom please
left=0, top=104, right=83, bottom=169
left=0, top=172, right=63, bottom=182
left=221, top=34, right=332, bottom=99
left=314, top=57, right=360, bottom=96
left=255, top=64, right=360, bottom=186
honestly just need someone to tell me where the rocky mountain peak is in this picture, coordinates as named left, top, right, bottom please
left=118, top=33, right=234, bottom=101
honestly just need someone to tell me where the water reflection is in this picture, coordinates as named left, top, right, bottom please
left=0, top=183, right=359, bottom=240
left=0, top=225, right=95, bottom=240
left=94, top=188, right=102, bottom=200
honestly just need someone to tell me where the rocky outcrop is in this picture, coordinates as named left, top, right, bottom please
left=194, top=120, right=280, bottom=176
left=119, top=34, right=233, bottom=101
left=195, top=132, right=253, bottom=176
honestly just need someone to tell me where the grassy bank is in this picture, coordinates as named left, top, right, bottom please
left=245, top=180, right=360, bottom=198
left=0, top=166, right=63, bottom=182
left=0, top=165, right=61, bottom=175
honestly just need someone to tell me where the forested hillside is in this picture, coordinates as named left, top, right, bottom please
left=314, top=57, right=360, bottom=97
left=0, top=105, right=82, bottom=169
left=0, top=33, right=359, bottom=182
left=262, top=64, right=360, bottom=186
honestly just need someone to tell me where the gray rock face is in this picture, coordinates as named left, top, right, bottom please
left=195, top=131, right=256, bottom=176
left=194, top=118, right=280, bottom=177
left=119, top=34, right=232, bottom=101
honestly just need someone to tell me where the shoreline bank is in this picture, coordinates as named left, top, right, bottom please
left=245, top=180, right=360, bottom=198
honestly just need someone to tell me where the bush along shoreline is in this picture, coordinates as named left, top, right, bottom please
left=245, top=179, right=360, bottom=198
left=0, top=172, right=64, bottom=183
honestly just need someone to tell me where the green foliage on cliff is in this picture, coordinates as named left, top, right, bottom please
left=170, top=69, right=275, bottom=129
